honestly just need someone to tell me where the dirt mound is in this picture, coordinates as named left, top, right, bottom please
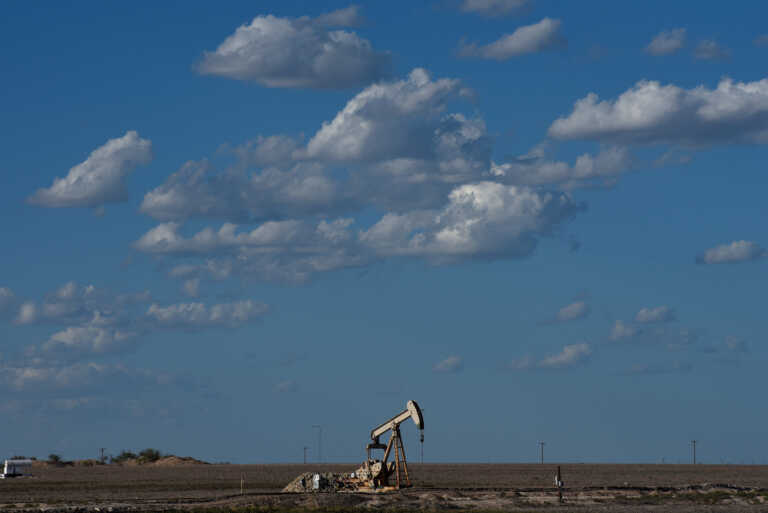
left=151, top=456, right=208, bottom=466
left=112, top=455, right=208, bottom=466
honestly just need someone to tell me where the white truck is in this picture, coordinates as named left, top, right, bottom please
left=1, top=459, right=33, bottom=479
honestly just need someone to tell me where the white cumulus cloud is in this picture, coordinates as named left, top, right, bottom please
left=696, top=240, right=767, bottom=264
left=15, top=301, right=38, bottom=325
left=553, top=301, right=590, bottom=323
left=539, top=343, right=591, bottom=369
left=459, top=18, right=565, bottom=60
left=491, top=145, right=632, bottom=189
left=28, top=131, right=152, bottom=208
left=433, top=356, right=463, bottom=373
left=507, top=343, right=591, bottom=370
left=549, top=77, right=768, bottom=146
left=146, top=299, right=268, bottom=328
left=360, top=181, right=584, bottom=263
left=694, top=39, right=730, bottom=60
left=43, top=313, right=137, bottom=355
left=634, top=306, right=676, bottom=324
left=141, top=69, right=495, bottom=222
left=306, top=68, right=465, bottom=161
left=645, top=28, right=686, bottom=56
left=197, top=7, right=389, bottom=89
left=610, top=320, right=642, bottom=341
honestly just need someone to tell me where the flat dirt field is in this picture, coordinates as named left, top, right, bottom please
left=2, top=463, right=768, bottom=512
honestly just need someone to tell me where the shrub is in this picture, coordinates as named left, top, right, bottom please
left=47, top=454, right=62, bottom=464
left=138, top=448, right=162, bottom=463
left=110, top=450, right=138, bottom=464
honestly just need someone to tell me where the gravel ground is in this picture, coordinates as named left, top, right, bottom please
left=1, top=463, right=767, bottom=511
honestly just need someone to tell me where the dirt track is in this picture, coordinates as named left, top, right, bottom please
left=1, top=463, right=768, bottom=511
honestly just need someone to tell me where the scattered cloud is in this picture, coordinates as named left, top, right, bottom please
left=754, top=34, right=768, bottom=48
left=140, top=158, right=347, bottom=223
left=610, top=320, right=642, bottom=341
left=141, top=69, right=491, bottom=222
left=138, top=180, right=584, bottom=281
left=724, top=335, right=748, bottom=353
left=539, top=343, right=591, bottom=369
left=549, top=301, right=590, bottom=323
left=635, top=306, right=676, bottom=324
left=306, top=69, right=467, bottom=161
left=459, top=18, right=565, bottom=60
left=182, top=278, right=200, bottom=298
left=507, top=343, right=591, bottom=370
left=313, top=5, right=364, bottom=27
left=133, top=69, right=585, bottom=285
left=28, top=131, right=152, bottom=209
left=653, top=149, right=692, bottom=167
left=274, top=380, right=298, bottom=393
left=0, top=358, right=211, bottom=421
left=146, top=299, right=268, bottom=328
left=490, top=144, right=632, bottom=189
left=433, top=356, right=463, bottom=373
left=459, top=0, right=529, bottom=17
left=8, top=281, right=151, bottom=328
left=15, top=301, right=38, bottom=325
left=5, top=282, right=269, bottom=360
left=360, top=182, right=585, bottom=264
left=645, top=28, right=686, bottom=56
left=693, top=39, right=730, bottom=60
left=696, top=240, right=767, bottom=264
left=549, top=77, right=768, bottom=147
left=0, top=287, right=15, bottom=314
left=197, top=7, right=390, bottom=89
left=0, top=361, right=165, bottom=394
left=42, top=312, right=137, bottom=355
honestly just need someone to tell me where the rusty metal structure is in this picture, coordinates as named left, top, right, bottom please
left=355, top=400, right=424, bottom=490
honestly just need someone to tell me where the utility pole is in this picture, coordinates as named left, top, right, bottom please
left=99, top=448, right=106, bottom=464
left=538, top=441, right=545, bottom=464
left=691, top=440, right=697, bottom=464
left=303, top=446, right=309, bottom=464
left=312, top=425, right=323, bottom=463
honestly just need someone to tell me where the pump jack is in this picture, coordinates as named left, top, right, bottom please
left=357, top=400, right=424, bottom=489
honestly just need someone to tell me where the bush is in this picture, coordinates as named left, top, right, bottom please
left=110, top=450, right=138, bottom=464
left=47, top=454, right=62, bottom=464
left=138, top=448, right=162, bottom=463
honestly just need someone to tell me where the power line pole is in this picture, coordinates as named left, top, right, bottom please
left=99, top=448, right=106, bottom=464
left=303, top=446, right=309, bottom=464
left=538, top=441, right=545, bottom=464
left=312, top=425, right=323, bottom=463
left=691, top=440, right=697, bottom=464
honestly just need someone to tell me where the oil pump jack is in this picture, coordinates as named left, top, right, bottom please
left=356, top=400, right=424, bottom=489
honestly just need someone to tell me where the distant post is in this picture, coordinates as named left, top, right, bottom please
left=312, top=425, right=323, bottom=463
left=691, top=440, right=697, bottom=464
left=99, top=448, right=106, bottom=464
left=538, top=441, right=545, bottom=464
left=303, top=446, right=309, bottom=464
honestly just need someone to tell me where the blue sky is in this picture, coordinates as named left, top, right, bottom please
left=1, top=0, right=768, bottom=464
